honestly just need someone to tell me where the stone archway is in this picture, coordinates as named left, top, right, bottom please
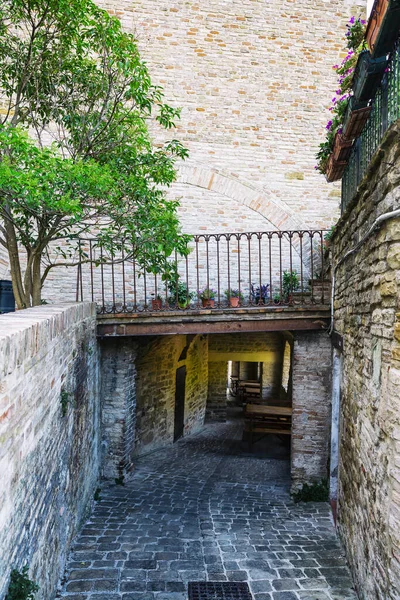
left=177, top=164, right=303, bottom=231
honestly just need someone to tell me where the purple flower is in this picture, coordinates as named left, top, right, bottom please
left=338, top=127, right=343, bottom=134
left=326, top=120, right=333, bottom=130
left=349, top=16, right=355, bottom=24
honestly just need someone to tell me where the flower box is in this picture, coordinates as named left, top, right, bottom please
left=342, top=98, right=372, bottom=141
left=366, top=0, right=400, bottom=58
left=352, top=50, right=388, bottom=102
left=332, top=133, right=353, bottom=162
left=325, top=154, right=347, bottom=182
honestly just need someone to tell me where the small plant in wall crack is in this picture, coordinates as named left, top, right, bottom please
left=60, top=389, right=71, bottom=417
left=5, top=566, right=39, bottom=600
left=292, top=479, right=329, bottom=503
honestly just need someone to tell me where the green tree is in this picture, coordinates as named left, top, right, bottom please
left=0, top=0, right=190, bottom=308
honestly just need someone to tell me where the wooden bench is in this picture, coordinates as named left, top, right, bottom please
left=238, top=381, right=261, bottom=403
left=243, top=403, right=292, bottom=449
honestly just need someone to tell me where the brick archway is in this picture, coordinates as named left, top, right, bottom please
left=177, top=165, right=302, bottom=231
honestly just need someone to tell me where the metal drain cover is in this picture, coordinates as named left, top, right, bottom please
left=188, top=582, right=253, bottom=600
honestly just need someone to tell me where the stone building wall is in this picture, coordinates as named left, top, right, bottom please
left=100, top=339, right=138, bottom=480
left=134, top=334, right=208, bottom=455
left=207, top=361, right=228, bottom=421
left=0, top=303, right=100, bottom=600
left=99, top=0, right=366, bottom=233
left=291, top=331, right=332, bottom=490
left=331, top=122, right=400, bottom=600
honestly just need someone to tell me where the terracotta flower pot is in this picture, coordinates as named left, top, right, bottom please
left=342, top=99, right=372, bottom=141
left=202, top=298, right=215, bottom=308
left=325, top=154, right=347, bottom=183
left=229, top=297, right=240, bottom=308
left=332, top=133, right=353, bottom=162
left=151, top=299, right=162, bottom=310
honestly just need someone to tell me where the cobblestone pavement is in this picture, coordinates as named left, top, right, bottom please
left=59, top=420, right=357, bottom=600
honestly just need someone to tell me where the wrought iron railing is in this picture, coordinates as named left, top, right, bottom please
left=74, top=230, right=330, bottom=314
left=342, top=38, right=400, bottom=211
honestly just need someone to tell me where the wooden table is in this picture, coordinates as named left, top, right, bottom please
left=244, top=403, right=292, bottom=449
left=238, top=381, right=261, bottom=402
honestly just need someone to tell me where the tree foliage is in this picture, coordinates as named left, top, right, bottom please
left=0, top=0, right=190, bottom=308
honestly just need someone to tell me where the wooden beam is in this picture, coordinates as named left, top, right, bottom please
left=97, top=316, right=329, bottom=337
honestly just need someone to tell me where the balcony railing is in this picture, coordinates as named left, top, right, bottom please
left=342, top=37, right=400, bottom=212
left=75, top=230, right=330, bottom=315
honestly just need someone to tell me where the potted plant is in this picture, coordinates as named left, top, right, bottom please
left=342, top=97, right=372, bottom=141
left=282, top=270, right=299, bottom=303
left=251, top=284, right=270, bottom=305
left=151, top=294, right=163, bottom=310
left=224, top=288, right=244, bottom=308
left=273, top=293, right=281, bottom=305
left=316, top=17, right=367, bottom=176
left=325, top=154, right=348, bottom=183
left=332, top=132, right=353, bottom=162
left=199, top=286, right=217, bottom=308
left=323, top=226, right=335, bottom=249
left=168, top=280, right=194, bottom=309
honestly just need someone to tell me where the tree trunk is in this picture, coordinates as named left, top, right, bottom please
left=32, top=253, right=42, bottom=306
left=4, top=215, right=27, bottom=309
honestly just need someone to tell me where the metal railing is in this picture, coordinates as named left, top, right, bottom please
left=74, top=230, right=330, bottom=315
left=342, top=38, right=400, bottom=212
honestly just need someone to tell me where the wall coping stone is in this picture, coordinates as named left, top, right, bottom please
left=0, top=303, right=96, bottom=377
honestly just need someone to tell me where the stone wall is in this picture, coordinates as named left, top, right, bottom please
left=100, top=339, right=138, bottom=480
left=331, top=122, right=400, bottom=600
left=207, top=361, right=228, bottom=421
left=291, top=331, right=332, bottom=490
left=134, top=334, right=208, bottom=455
left=0, top=303, right=99, bottom=600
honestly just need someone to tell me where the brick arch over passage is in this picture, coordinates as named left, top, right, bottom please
left=177, top=165, right=303, bottom=232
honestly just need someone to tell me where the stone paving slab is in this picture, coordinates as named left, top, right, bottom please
left=59, top=421, right=358, bottom=600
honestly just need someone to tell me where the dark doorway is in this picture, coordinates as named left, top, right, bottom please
left=174, top=366, right=186, bottom=442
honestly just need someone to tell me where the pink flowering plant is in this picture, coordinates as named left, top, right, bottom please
left=316, top=16, right=367, bottom=173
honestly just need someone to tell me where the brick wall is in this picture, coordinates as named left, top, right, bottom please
left=100, top=339, right=138, bottom=480
left=332, top=122, right=400, bottom=600
left=134, top=334, right=208, bottom=455
left=0, top=304, right=99, bottom=600
left=207, top=361, right=228, bottom=421
left=98, top=0, right=366, bottom=232
left=291, top=331, right=332, bottom=490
